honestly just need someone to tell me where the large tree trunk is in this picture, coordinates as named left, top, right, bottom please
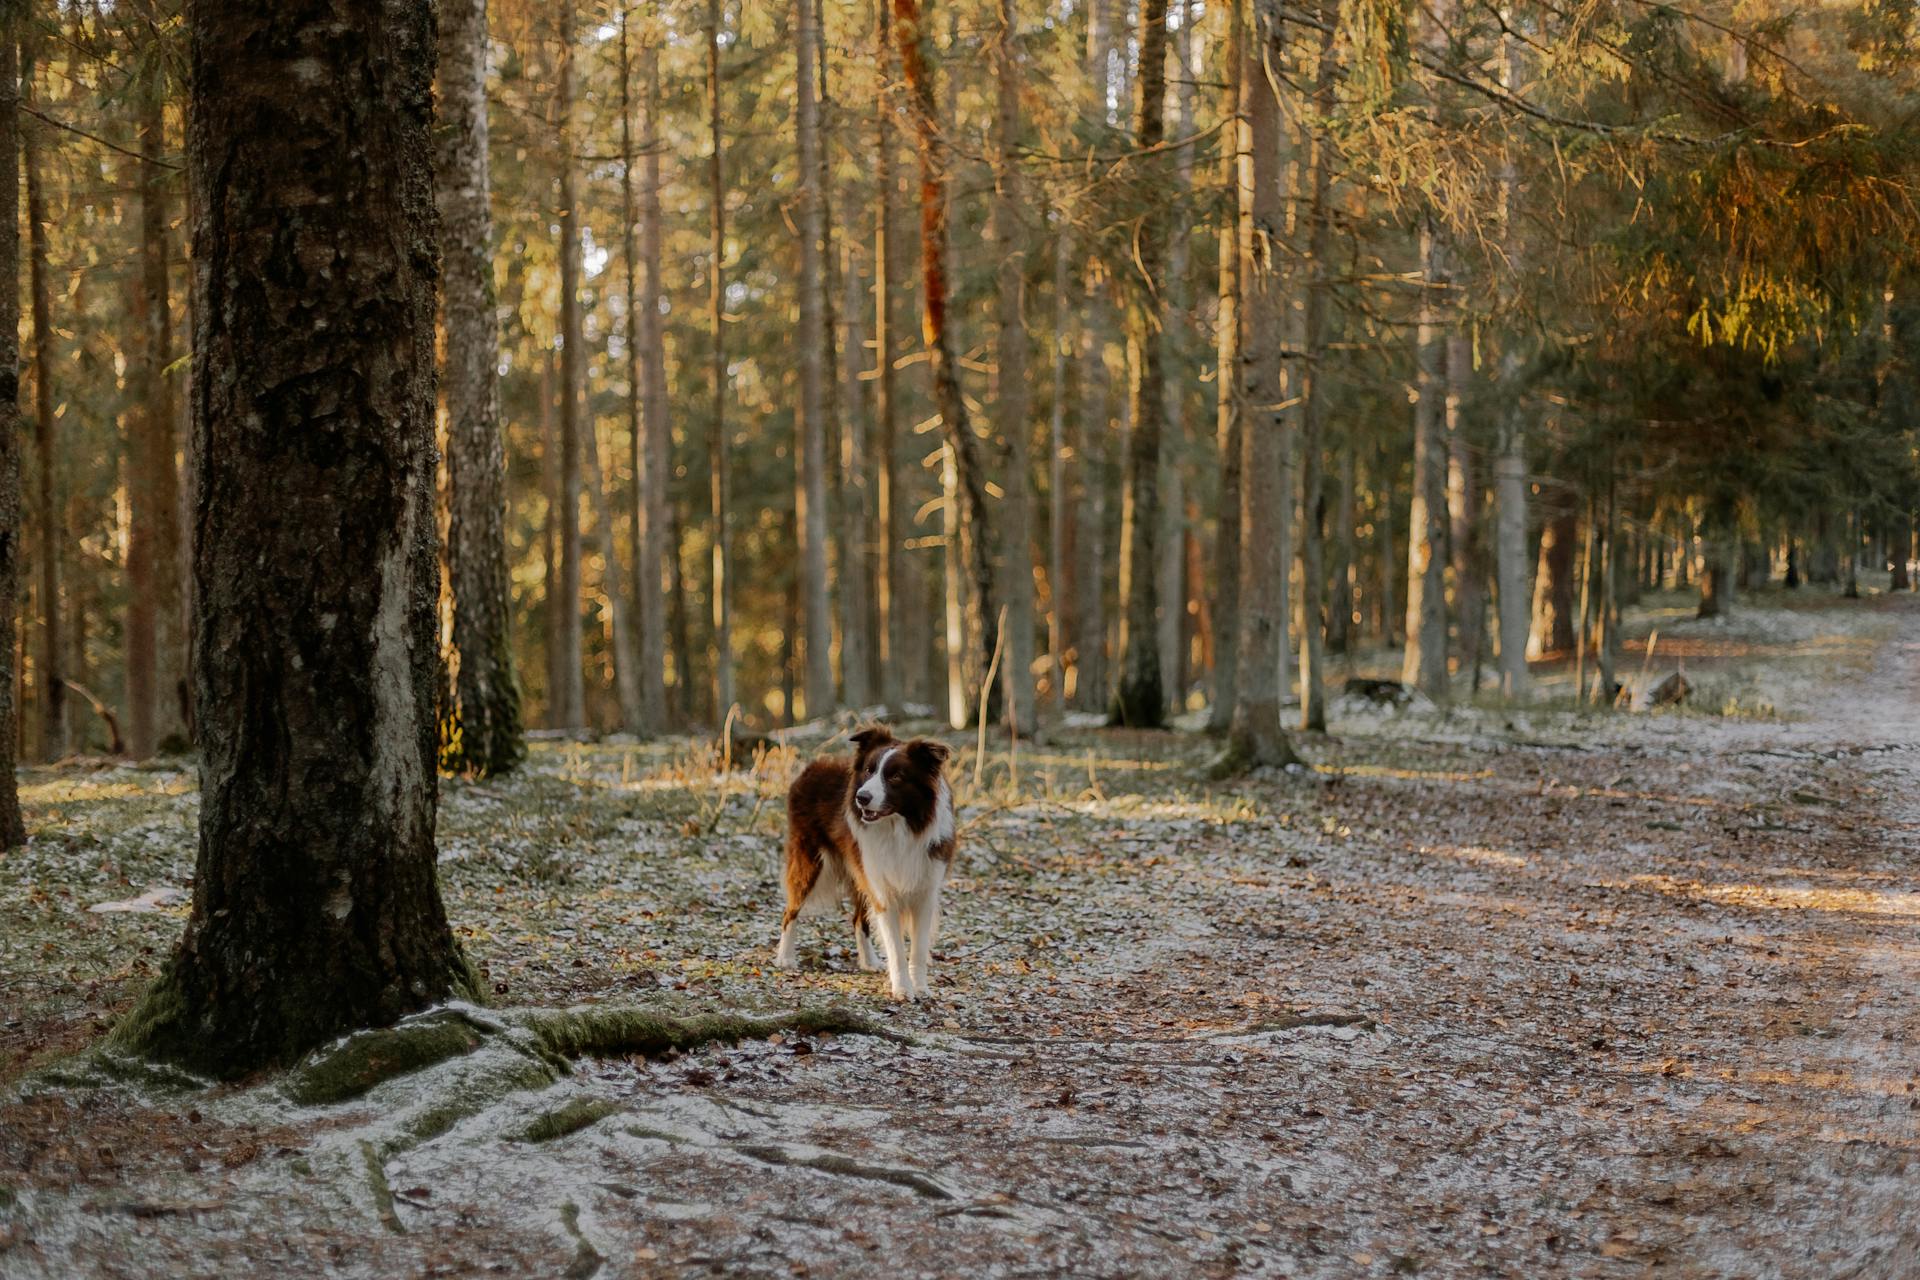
left=623, top=12, right=670, bottom=735
left=0, top=14, right=25, bottom=847
left=551, top=11, right=588, bottom=731
left=1225, top=3, right=1298, bottom=769
left=1110, top=0, right=1170, bottom=728
left=437, top=0, right=525, bottom=775
left=795, top=0, right=836, bottom=719
left=1296, top=12, right=1336, bottom=733
left=873, top=0, right=907, bottom=712
left=22, top=47, right=62, bottom=761
left=991, top=0, right=1036, bottom=734
left=126, top=45, right=187, bottom=757
left=707, top=0, right=734, bottom=719
left=114, top=0, right=475, bottom=1074
left=1206, top=0, right=1244, bottom=734
left=1527, top=502, right=1576, bottom=657
left=893, top=0, right=1001, bottom=727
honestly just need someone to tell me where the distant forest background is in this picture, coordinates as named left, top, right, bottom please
left=9, top=0, right=1920, bottom=772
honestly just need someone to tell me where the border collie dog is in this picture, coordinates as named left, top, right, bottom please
left=775, top=726, right=956, bottom=1000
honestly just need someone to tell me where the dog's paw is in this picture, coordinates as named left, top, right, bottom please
left=772, top=949, right=799, bottom=971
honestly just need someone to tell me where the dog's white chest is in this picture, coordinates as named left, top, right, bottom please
left=850, top=782, right=952, bottom=909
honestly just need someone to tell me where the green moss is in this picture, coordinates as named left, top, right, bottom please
left=282, top=1011, right=491, bottom=1106
left=521, top=1004, right=892, bottom=1060
left=398, top=1055, right=560, bottom=1146
left=515, top=1096, right=624, bottom=1143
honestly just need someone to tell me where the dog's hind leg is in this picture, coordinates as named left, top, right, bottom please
left=776, top=839, right=822, bottom=970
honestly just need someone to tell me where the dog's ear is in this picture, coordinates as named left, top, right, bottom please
left=906, top=738, right=952, bottom=773
left=849, top=724, right=893, bottom=759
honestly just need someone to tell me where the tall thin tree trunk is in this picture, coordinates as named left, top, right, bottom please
left=584, top=413, right=639, bottom=728
left=707, top=0, right=734, bottom=720
left=796, top=0, right=835, bottom=718
left=22, top=46, right=61, bottom=761
left=1225, top=3, right=1298, bottom=769
left=991, top=0, right=1036, bottom=734
left=1328, top=443, right=1354, bottom=655
left=541, top=352, right=564, bottom=720
left=127, top=46, right=186, bottom=757
left=1493, top=411, right=1530, bottom=696
left=1074, top=0, right=1112, bottom=714
left=873, top=0, right=906, bottom=711
left=1445, top=332, right=1483, bottom=690
left=1592, top=469, right=1616, bottom=703
left=1156, top=0, right=1197, bottom=716
left=893, top=0, right=1001, bottom=727
left=553, top=10, right=588, bottom=731
left=1048, top=208, right=1073, bottom=718
left=822, top=2, right=875, bottom=710
left=1402, top=218, right=1450, bottom=699
left=1296, top=12, right=1336, bottom=733
left=1528, top=502, right=1576, bottom=656
left=1207, top=0, right=1244, bottom=733
left=623, top=12, right=669, bottom=735
left=115, top=0, right=475, bottom=1073
left=438, top=0, right=525, bottom=774
left=0, top=11, right=25, bottom=846
left=1111, top=0, right=1169, bottom=728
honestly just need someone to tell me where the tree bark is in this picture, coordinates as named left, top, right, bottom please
left=1527, top=502, right=1576, bottom=657
left=1493, top=405, right=1530, bottom=696
left=1401, top=217, right=1450, bottom=699
left=991, top=0, right=1036, bottom=734
left=1207, top=0, right=1244, bottom=733
left=1328, top=443, right=1354, bottom=655
left=623, top=11, right=670, bottom=735
left=1073, top=0, right=1112, bottom=714
left=1109, top=0, right=1171, bottom=728
left=893, top=0, right=1001, bottom=727
left=1445, top=332, right=1484, bottom=690
left=540, top=352, right=565, bottom=721
left=114, top=0, right=475, bottom=1074
left=437, top=0, right=525, bottom=775
left=873, top=0, right=907, bottom=712
left=796, top=0, right=835, bottom=719
left=1225, top=3, right=1299, bottom=768
left=1155, top=0, right=1197, bottom=716
left=22, top=41, right=61, bottom=761
left=707, top=0, right=734, bottom=719
left=822, top=5, right=875, bottom=711
left=126, top=38, right=187, bottom=757
left=552, top=10, right=588, bottom=731
left=0, top=13, right=25, bottom=847
left=1296, top=11, right=1336, bottom=733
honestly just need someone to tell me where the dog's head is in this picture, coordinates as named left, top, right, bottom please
left=848, top=724, right=950, bottom=828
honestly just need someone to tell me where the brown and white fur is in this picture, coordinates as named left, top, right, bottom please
left=775, top=726, right=956, bottom=1000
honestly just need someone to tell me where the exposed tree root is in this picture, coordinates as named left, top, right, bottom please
left=521, top=1004, right=894, bottom=1061
left=734, top=1143, right=955, bottom=1200
left=517, top=1097, right=625, bottom=1143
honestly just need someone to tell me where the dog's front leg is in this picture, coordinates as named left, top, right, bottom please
left=867, top=904, right=913, bottom=1000
left=907, top=890, right=941, bottom=997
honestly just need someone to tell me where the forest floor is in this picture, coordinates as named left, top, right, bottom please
left=3, top=586, right=1918, bottom=1278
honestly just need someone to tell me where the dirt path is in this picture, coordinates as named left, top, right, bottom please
left=2, top=595, right=1917, bottom=1277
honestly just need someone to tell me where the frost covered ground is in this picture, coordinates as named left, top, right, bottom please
left=3, top=588, right=1918, bottom=1278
